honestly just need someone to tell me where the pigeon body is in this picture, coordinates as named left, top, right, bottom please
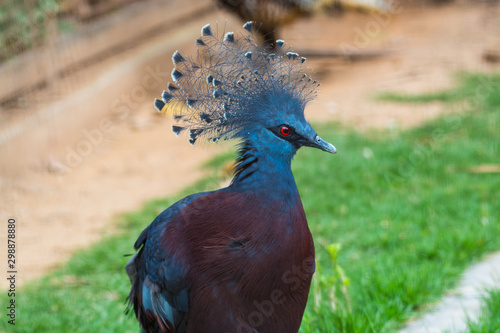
left=126, top=22, right=336, bottom=333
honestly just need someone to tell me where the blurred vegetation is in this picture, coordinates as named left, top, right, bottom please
left=0, top=0, right=138, bottom=63
left=0, top=0, right=62, bottom=62
left=0, top=72, right=499, bottom=332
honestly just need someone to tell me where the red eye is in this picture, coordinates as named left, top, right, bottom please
left=280, top=126, right=291, bottom=136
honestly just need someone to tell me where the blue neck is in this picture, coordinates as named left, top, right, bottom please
left=230, top=140, right=299, bottom=200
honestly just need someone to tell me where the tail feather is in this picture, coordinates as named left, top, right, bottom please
left=126, top=250, right=186, bottom=333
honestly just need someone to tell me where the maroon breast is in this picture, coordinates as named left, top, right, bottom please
left=162, top=190, right=315, bottom=332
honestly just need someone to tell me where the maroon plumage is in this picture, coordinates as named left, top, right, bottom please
left=166, top=191, right=314, bottom=332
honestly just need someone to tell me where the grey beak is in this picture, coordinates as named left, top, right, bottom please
left=311, top=135, right=337, bottom=154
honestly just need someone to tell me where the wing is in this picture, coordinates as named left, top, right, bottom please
left=126, top=191, right=211, bottom=333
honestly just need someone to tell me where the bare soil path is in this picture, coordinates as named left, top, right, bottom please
left=0, top=0, right=499, bottom=290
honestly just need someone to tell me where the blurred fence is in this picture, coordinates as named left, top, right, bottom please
left=0, top=0, right=143, bottom=64
left=0, top=0, right=213, bottom=104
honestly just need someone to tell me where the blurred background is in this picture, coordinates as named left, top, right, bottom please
left=0, top=1, right=499, bottom=330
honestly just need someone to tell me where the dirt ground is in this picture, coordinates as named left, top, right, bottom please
left=1, top=0, right=499, bottom=289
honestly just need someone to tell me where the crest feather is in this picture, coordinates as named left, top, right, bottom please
left=155, top=22, right=319, bottom=145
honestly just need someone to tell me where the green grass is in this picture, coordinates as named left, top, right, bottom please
left=376, top=72, right=496, bottom=104
left=1, top=73, right=499, bottom=332
left=462, top=289, right=500, bottom=333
